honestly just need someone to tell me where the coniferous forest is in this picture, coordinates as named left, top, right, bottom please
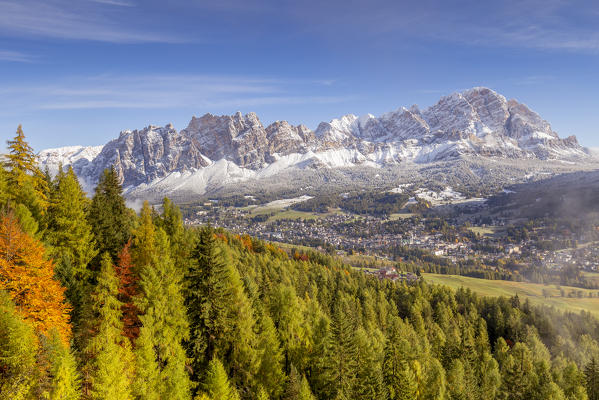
left=3, top=127, right=599, bottom=400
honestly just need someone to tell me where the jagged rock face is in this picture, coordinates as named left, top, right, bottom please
left=39, top=87, right=589, bottom=192
left=506, top=99, right=557, bottom=140
left=378, top=107, right=430, bottom=141
left=265, top=121, right=315, bottom=156
left=314, top=114, right=361, bottom=149
left=463, top=87, right=510, bottom=136
left=87, top=124, right=210, bottom=187
left=182, top=112, right=270, bottom=168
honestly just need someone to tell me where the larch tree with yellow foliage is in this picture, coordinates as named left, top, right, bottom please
left=4, top=125, right=49, bottom=229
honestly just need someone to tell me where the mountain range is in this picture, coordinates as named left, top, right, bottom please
left=38, top=87, right=594, bottom=200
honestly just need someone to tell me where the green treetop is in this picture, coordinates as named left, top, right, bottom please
left=85, top=253, right=134, bottom=400
left=88, top=167, right=132, bottom=263
left=134, top=229, right=191, bottom=400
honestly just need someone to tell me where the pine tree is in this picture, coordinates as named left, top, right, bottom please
left=585, top=358, right=599, bottom=400
left=134, top=229, right=191, bottom=400
left=88, top=167, right=131, bottom=263
left=46, top=166, right=97, bottom=319
left=0, top=211, right=71, bottom=341
left=40, top=330, right=81, bottom=400
left=202, top=357, right=240, bottom=400
left=0, top=291, right=38, bottom=400
left=85, top=253, right=134, bottom=400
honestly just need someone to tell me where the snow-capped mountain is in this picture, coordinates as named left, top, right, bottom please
left=38, top=87, right=590, bottom=198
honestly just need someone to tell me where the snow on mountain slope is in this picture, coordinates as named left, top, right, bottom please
left=38, top=145, right=104, bottom=176
left=38, top=87, right=591, bottom=198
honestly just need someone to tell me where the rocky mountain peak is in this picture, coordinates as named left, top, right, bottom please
left=39, top=87, right=589, bottom=195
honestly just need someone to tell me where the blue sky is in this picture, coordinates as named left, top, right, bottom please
left=1, top=0, right=599, bottom=150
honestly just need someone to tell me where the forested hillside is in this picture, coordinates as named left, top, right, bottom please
left=2, top=126, right=599, bottom=399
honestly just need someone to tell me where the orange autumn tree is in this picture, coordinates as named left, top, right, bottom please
left=0, top=211, right=71, bottom=341
left=114, top=240, right=141, bottom=342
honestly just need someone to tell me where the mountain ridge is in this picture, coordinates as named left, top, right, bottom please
left=38, top=87, right=592, bottom=198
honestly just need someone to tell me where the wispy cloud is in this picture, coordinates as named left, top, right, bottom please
left=90, top=0, right=135, bottom=6
left=0, top=74, right=350, bottom=112
left=210, top=0, right=599, bottom=53
left=0, top=49, right=35, bottom=62
left=0, top=0, right=180, bottom=43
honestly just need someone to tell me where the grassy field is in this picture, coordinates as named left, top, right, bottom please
left=344, top=253, right=395, bottom=269
left=423, top=273, right=599, bottom=317
left=388, top=213, right=416, bottom=220
left=467, top=226, right=502, bottom=237
left=583, top=271, right=599, bottom=286
left=244, top=205, right=341, bottom=221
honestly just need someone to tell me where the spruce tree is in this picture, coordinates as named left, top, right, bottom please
left=88, top=167, right=131, bottom=263
left=186, top=226, right=259, bottom=396
left=134, top=229, right=191, bottom=400
left=186, top=225, right=229, bottom=375
left=85, top=253, right=134, bottom=400
left=47, top=166, right=97, bottom=318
